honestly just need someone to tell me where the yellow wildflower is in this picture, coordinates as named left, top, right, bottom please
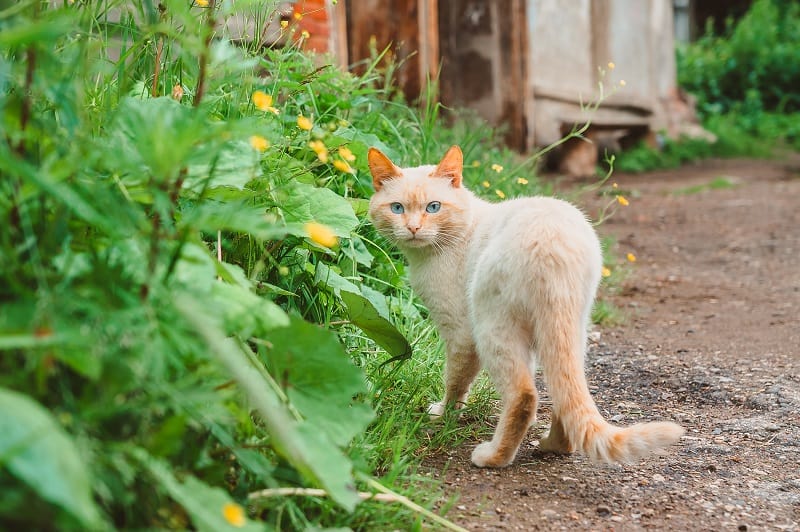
left=471, top=160, right=481, bottom=168
left=612, top=182, right=618, bottom=189
left=221, top=502, right=246, bottom=527
left=280, top=20, right=289, bottom=29
left=619, top=79, right=627, bottom=87
left=338, top=146, right=356, bottom=162
left=495, top=189, right=506, bottom=199
left=301, top=30, right=310, bottom=39
left=601, top=266, right=611, bottom=277
left=491, top=163, right=503, bottom=173
left=249, top=135, right=269, bottom=152
left=171, top=84, right=184, bottom=101
left=333, top=159, right=353, bottom=173
left=308, top=140, right=328, bottom=163
left=627, top=253, right=637, bottom=263
left=196, top=0, right=208, bottom=6
left=481, top=180, right=490, bottom=188
left=293, top=12, right=303, bottom=20
left=607, top=61, right=615, bottom=70
left=252, top=90, right=279, bottom=114
left=516, top=177, right=528, bottom=185
left=297, top=115, right=313, bottom=130
left=617, top=195, right=629, bottom=206
left=305, top=222, right=338, bottom=248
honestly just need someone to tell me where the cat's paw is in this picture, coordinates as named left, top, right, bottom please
left=539, top=432, right=572, bottom=454
left=471, top=441, right=512, bottom=468
left=427, top=401, right=446, bottom=418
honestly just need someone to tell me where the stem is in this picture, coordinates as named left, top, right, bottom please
left=152, top=36, right=164, bottom=97
left=193, top=0, right=216, bottom=107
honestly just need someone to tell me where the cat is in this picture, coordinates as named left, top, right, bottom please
left=367, top=145, right=684, bottom=468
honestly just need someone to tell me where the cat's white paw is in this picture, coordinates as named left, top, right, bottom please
left=471, top=441, right=511, bottom=468
left=427, top=401, right=446, bottom=418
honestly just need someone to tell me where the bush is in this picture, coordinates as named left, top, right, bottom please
left=678, top=0, right=800, bottom=117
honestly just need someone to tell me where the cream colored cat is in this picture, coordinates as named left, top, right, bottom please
left=368, top=145, right=684, bottom=468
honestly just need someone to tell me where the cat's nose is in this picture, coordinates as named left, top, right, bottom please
left=407, top=224, right=421, bottom=234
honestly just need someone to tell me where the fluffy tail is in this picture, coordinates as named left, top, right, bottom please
left=538, top=325, right=684, bottom=463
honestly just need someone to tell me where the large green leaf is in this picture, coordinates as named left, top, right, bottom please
left=0, top=387, right=103, bottom=529
left=314, top=263, right=412, bottom=362
left=133, top=448, right=263, bottom=532
left=340, top=290, right=413, bottom=363
left=176, top=297, right=365, bottom=511
left=278, top=182, right=359, bottom=237
left=260, top=317, right=374, bottom=448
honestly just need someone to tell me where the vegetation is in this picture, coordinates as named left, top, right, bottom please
left=0, top=1, right=606, bottom=530
left=617, top=0, right=800, bottom=173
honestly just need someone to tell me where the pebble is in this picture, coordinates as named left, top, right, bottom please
left=596, top=505, right=611, bottom=517
left=652, top=473, right=666, bottom=483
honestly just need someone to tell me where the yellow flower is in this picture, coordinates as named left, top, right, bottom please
left=612, top=182, right=618, bottom=189
left=601, top=266, right=611, bottom=277
left=495, top=189, right=505, bottom=199
left=308, top=140, right=328, bottom=163
left=305, top=222, right=338, bottom=248
left=516, top=177, right=528, bottom=185
left=249, top=135, right=269, bottom=152
left=619, top=79, right=626, bottom=87
left=222, top=502, right=246, bottom=527
left=171, top=84, right=184, bottom=101
left=471, top=160, right=481, bottom=168
left=617, top=195, right=629, bottom=206
left=481, top=180, right=490, bottom=188
left=333, top=159, right=353, bottom=173
left=301, top=30, right=310, bottom=39
left=607, top=61, right=615, bottom=70
left=491, top=163, right=503, bottom=173
left=297, top=115, right=313, bottom=130
left=627, top=253, right=637, bottom=263
left=338, top=146, right=356, bottom=162
left=293, top=12, right=303, bottom=20
left=252, top=91, right=279, bottom=114
left=280, top=20, right=289, bottom=29
left=196, top=0, right=208, bottom=6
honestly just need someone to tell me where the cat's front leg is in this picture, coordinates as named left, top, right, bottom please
left=428, top=343, right=480, bottom=418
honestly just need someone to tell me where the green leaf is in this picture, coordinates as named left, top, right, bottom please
left=181, top=201, right=304, bottom=241
left=0, top=387, right=103, bottom=529
left=132, top=448, right=263, bottom=532
left=278, top=182, right=359, bottom=237
left=184, top=139, right=261, bottom=193
left=314, top=264, right=412, bottom=362
left=340, top=290, right=413, bottom=363
left=175, top=297, right=365, bottom=511
left=260, top=317, right=374, bottom=448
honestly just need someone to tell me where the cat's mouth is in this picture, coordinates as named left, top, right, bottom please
left=401, top=234, right=431, bottom=248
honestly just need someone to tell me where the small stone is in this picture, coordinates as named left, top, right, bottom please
left=652, top=473, right=666, bottom=483
left=540, top=509, right=558, bottom=519
left=457, top=505, right=467, bottom=511
left=597, top=505, right=611, bottom=517
left=738, top=525, right=748, bottom=531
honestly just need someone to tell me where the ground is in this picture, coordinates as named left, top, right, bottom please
left=425, top=156, right=800, bottom=531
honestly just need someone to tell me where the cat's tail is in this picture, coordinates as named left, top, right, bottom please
left=538, top=325, right=684, bottom=463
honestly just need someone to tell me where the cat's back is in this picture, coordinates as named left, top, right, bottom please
left=468, top=195, right=601, bottom=277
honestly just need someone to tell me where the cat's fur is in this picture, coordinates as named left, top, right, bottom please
left=368, top=145, right=684, bottom=468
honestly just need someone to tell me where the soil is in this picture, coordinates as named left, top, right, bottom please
left=425, top=156, right=800, bottom=531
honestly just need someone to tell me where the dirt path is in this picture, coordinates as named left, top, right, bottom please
left=426, top=156, right=800, bottom=531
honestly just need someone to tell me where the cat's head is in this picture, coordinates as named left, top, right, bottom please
left=367, top=146, right=471, bottom=251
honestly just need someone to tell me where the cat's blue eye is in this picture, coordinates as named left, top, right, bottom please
left=390, top=202, right=405, bottom=214
left=426, top=201, right=441, bottom=213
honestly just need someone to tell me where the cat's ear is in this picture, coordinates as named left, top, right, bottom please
left=368, top=147, right=402, bottom=191
left=433, top=145, right=463, bottom=188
